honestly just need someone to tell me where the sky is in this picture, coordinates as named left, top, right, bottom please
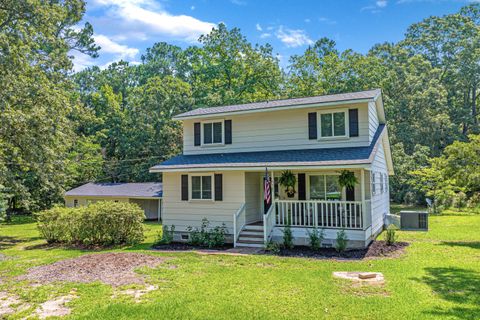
left=74, top=0, right=475, bottom=71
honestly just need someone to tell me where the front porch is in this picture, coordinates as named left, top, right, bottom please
left=234, top=169, right=375, bottom=248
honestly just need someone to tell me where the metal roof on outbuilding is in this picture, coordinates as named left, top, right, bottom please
left=173, top=89, right=381, bottom=120
left=65, top=182, right=162, bottom=198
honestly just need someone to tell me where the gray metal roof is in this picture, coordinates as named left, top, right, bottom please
left=151, top=125, right=385, bottom=171
left=174, top=89, right=381, bottom=119
left=65, top=182, right=162, bottom=198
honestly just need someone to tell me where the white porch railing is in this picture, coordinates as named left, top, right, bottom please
left=263, top=204, right=275, bottom=244
left=233, top=203, right=246, bottom=247
left=275, top=200, right=365, bottom=230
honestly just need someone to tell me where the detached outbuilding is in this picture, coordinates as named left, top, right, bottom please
left=64, top=182, right=162, bottom=221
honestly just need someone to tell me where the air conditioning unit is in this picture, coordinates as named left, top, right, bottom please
left=400, top=211, right=428, bottom=231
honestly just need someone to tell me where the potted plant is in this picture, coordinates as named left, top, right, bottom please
left=338, top=170, right=358, bottom=191
left=278, top=170, right=297, bottom=198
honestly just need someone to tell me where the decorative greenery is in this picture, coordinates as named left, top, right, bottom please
left=187, top=218, right=227, bottom=248
left=282, top=223, right=294, bottom=249
left=265, top=241, right=281, bottom=254
left=278, top=170, right=297, bottom=197
left=337, top=170, right=358, bottom=190
left=156, top=225, right=175, bottom=245
left=335, top=230, right=348, bottom=252
left=384, top=224, right=398, bottom=246
left=35, top=202, right=145, bottom=246
left=307, top=228, right=324, bottom=250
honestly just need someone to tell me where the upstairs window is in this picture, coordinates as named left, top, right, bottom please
left=202, top=121, right=223, bottom=145
left=319, top=110, right=348, bottom=138
left=191, top=175, right=212, bottom=200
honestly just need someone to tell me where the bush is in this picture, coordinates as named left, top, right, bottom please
left=335, top=230, right=348, bottom=252
left=156, top=225, right=175, bottom=245
left=467, top=193, right=480, bottom=209
left=186, top=218, right=227, bottom=248
left=36, top=201, right=145, bottom=246
left=265, top=241, right=280, bottom=254
left=282, top=224, right=294, bottom=249
left=384, top=224, right=398, bottom=246
left=453, top=192, right=467, bottom=211
left=307, top=228, right=324, bottom=250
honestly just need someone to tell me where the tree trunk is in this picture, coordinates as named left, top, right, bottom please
left=472, top=84, right=477, bottom=126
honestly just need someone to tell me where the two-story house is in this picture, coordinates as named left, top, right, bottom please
left=150, top=89, right=394, bottom=248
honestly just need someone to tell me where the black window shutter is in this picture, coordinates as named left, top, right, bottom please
left=181, top=174, right=188, bottom=201
left=308, top=112, right=317, bottom=139
left=194, top=122, right=201, bottom=146
left=214, top=174, right=223, bottom=201
left=224, top=120, right=232, bottom=144
left=349, top=109, right=359, bottom=137
left=298, top=173, right=306, bottom=200
left=346, top=186, right=355, bottom=201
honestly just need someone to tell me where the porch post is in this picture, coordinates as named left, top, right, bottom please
left=361, top=169, right=366, bottom=229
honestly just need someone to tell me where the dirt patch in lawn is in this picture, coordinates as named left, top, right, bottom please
left=19, top=253, right=166, bottom=286
left=272, top=241, right=409, bottom=260
left=153, top=243, right=232, bottom=251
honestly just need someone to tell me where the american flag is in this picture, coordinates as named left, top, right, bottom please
left=264, top=168, right=271, bottom=213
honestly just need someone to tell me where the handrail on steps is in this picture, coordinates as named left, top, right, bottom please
left=233, top=203, right=246, bottom=248
left=263, top=204, right=275, bottom=244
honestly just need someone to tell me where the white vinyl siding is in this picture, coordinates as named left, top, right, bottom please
left=162, top=171, right=245, bottom=233
left=369, top=141, right=390, bottom=236
left=183, top=103, right=370, bottom=155
left=368, top=101, right=379, bottom=144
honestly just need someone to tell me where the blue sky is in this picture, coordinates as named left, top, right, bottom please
left=74, top=0, right=473, bottom=71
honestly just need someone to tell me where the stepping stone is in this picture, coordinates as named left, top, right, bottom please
left=333, top=272, right=385, bottom=284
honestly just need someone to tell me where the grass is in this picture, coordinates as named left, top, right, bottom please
left=1, top=212, right=479, bottom=319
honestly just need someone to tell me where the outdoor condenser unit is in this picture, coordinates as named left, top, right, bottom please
left=400, top=211, right=428, bottom=230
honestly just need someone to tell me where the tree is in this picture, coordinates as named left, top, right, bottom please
left=0, top=0, right=98, bottom=212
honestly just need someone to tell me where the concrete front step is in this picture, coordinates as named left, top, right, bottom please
left=240, top=230, right=264, bottom=236
left=239, top=235, right=263, bottom=242
left=243, top=225, right=263, bottom=231
left=236, top=242, right=264, bottom=248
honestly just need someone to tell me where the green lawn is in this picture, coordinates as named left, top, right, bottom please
left=1, top=212, right=479, bottom=320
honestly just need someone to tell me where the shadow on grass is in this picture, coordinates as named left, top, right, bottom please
left=2, top=215, right=35, bottom=225
left=420, top=267, right=480, bottom=319
left=440, top=241, right=480, bottom=250
left=0, top=236, right=24, bottom=250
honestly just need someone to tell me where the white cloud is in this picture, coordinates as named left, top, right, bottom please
left=304, top=18, right=311, bottom=23
left=94, top=34, right=139, bottom=59
left=318, top=17, right=337, bottom=25
left=71, top=51, right=96, bottom=72
left=256, top=23, right=262, bottom=31
left=275, top=26, right=313, bottom=48
left=260, top=33, right=271, bottom=39
left=93, top=0, right=215, bottom=43
left=190, top=5, right=195, bottom=10
left=376, top=0, right=388, bottom=7
left=230, top=0, right=247, bottom=5
left=362, top=0, right=388, bottom=12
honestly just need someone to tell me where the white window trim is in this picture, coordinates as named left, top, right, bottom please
left=371, top=172, right=376, bottom=196
left=306, top=173, right=344, bottom=201
left=317, top=108, right=349, bottom=140
left=200, top=119, right=224, bottom=147
left=189, top=173, right=215, bottom=201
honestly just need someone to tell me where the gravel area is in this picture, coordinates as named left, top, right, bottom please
left=19, top=253, right=166, bottom=286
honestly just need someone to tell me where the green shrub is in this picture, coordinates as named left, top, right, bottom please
left=36, top=201, right=145, bottom=247
left=186, top=218, right=227, bottom=248
left=467, top=193, right=480, bottom=208
left=307, top=227, right=324, bottom=250
left=265, top=241, right=280, bottom=254
left=453, top=192, right=467, bottom=211
left=335, top=229, right=348, bottom=252
left=156, top=225, right=175, bottom=245
left=282, top=224, right=294, bottom=249
left=384, top=224, right=398, bottom=246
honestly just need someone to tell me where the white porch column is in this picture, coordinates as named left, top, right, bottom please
left=361, top=169, right=366, bottom=230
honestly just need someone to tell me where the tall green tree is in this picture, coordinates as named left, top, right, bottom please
left=0, top=0, right=98, bottom=211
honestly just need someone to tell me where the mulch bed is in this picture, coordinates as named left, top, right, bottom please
left=18, top=253, right=166, bottom=286
left=153, top=243, right=232, bottom=251
left=273, top=241, right=409, bottom=260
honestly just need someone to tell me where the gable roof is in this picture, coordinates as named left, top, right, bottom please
left=174, top=89, right=382, bottom=120
left=65, top=182, right=162, bottom=198
left=150, top=125, right=386, bottom=172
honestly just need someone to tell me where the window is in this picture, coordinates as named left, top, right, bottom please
left=309, top=175, right=342, bottom=200
left=371, top=172, right=376, bottom=195
left=384, top=174, right=388, bottom=192
left=380, top=173, right=384, bottom=194
left=319, top=110, right=347, bottom=138
left=73, top=199, right=78, bottom=207
left=191, top=175, right=212, bottom=200
left=202, top=121, right=223, bottom=145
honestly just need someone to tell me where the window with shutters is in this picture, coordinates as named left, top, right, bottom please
left=371, top=172, right=376, bottom=195
left=317, top=109, right=349, bottom=139
left=191, top=174, right=213, bottom=200
left=201, top=120, right=224, bottom=145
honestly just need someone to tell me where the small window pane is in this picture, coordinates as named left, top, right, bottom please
left=202, top=176, right=212, bottom=199
left=203, top=123, right=212, bottom=144
left=321, top=113, right=333, bottom=137
left=213, top=122, right=222, bottom=143
left=333, top=112, right=345, bottom=136
left=325, top=175, right=341, bottom=200
left=192, top=176, right=201, bottom=199
left=309, top=176, right=325, bottom=200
